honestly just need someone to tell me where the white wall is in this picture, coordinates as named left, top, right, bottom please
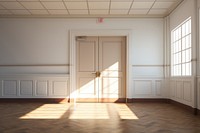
left=168, top=0, right=197, bottom=108
left=0, top=18, right=164, bottom=98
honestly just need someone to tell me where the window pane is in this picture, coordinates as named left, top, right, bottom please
left=178, top=52, right=181, bottom=64
left=182, top=63, right=186, bottom=76
left=188, top=20, right=191, bottom=33
left=178, top=40, right=181, bottom=52
left=178, top=65, right=181, bottom=76
left=182, top=37, right=186, bottom=50
left=174, top=65, right=178, bottom=76
left=182, top=23, right=186, bottom=36
left=186, top=63, right=191, bottom=75
left=175, top=29, right=178, bottom=41
left=188, top=35, right=191, bottom=48
left=174, top=53, right=177, bottom=64
left=178, top=27, right=182, bottom=39
left=185, top=35, right=190, bottom=49
left=185, top=49, right=191, bottom=62
left=182, top=50, right=186, bottom=63
left=175, top=41, right=179, bottom=52
left=186, top=21, right=189, bottom=35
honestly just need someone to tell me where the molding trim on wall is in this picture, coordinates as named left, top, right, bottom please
left=0, top=64, right=70, bottom=67
left=132, top=65, right=165, bottom=67
left=0, top=98, right=70, bottom=103
left=127, top=98, right=170, bottom=103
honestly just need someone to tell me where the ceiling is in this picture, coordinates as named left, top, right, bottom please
left=0, top=0, right=184, bottom=18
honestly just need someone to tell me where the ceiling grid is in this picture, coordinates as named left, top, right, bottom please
left=0, top=0, right=184, bottom=18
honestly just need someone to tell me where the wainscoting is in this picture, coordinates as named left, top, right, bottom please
left=0, top=74, right=69, bottom=98
left=132, top=78, right=164, bottom=98
left=170, top=77, right=195, bottom=108
left=132, top=65, right=165, bottom=98
left=197, top=77, right=200, bottom=110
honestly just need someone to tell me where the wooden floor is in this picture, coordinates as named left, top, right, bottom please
left=0, top=102, right=200, bottom=133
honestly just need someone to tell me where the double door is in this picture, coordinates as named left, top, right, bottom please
left=76, top=36, right=126, bottom=102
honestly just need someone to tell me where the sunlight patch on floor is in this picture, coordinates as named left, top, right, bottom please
left=115, top=104, right=139, bottom=119
left=19, top=103, right=139, bottom=120
left=20, top=104, right=70, bottom=119
left=69, top=103, right=110, bottom=119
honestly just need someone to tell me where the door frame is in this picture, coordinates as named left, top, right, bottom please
left=69, top=29, right=132, bottom=103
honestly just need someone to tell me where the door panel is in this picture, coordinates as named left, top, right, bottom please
left=101, top=41, right=122, bottom=71
left=76, top=36, right=125, bottom=102
left=76, top=37, right=98, bottom=102
left=102, top=77, right=122, bottom=98
left=99, top=37, right=125, bottom=100
left=79, top=41, right=96, bottom=72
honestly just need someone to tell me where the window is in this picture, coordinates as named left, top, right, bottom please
left=171, top=17, right=191, bottom=76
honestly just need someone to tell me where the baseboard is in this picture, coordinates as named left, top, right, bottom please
left=0, top=98, right=198, bottom=115
left=75, top=98, right=126, bottom=103
left=0, top=98, right=126, bottom=103
left=127, top=98, right=170, bottom=103
left=170, top=100, right=197, bottom=115
left=0, top=98, right=70, bottom=103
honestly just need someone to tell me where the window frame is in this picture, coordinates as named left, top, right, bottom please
left=171, top=17, right=192, bottom=77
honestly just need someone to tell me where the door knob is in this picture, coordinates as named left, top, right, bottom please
left=96, top=71, right=101, bottom=77
left=92, top=71, right=101, bottom=77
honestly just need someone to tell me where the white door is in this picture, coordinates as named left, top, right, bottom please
left=76, top=36, right=126, bottom=102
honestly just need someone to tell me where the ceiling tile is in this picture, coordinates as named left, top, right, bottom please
left=111, top=0, right=132, bottom=1
left=153, top=2, right=174, bottom=9
left=42, top=2, right=66, bottom=10
left=0, top=0, right=17, bottom=1
left=0, top=10, right=12, bottom=14
left=11, top=10, right=30, bottom=15
left=21, top=2, right=44, bottom=9
left=110, top=10, right=128, bottom=15
left=65, top=2, right=87, bottom=10
left=88, top=0, right=110, bottom=1
left=64, top=0, right=86, bottom=1
left=134, top=0, right=155, bottom=1
left=29, top=10, right=49, bottom=15
left=88, top=2, right=109, bottom=10
left=132, top=2, right=154, bottom=9
left=90, top=10, right=108, bottom=15
left=0, top=2, right=25, bottom=9
left=40, top=0, right=62, bottom=1
left=68, top=9, right=88, bottom=14
left=148, top=9, right=167, bottom=14
left=129, top=9, right=148, bottom=15
left=111, top=2, right=132, bottom=9
left=18, top=0, right=40, bottom=1
left=0, top=4, right=5, bottom=9
left=156, top=0, right=179, bottom=1
left=48, top=10, right=68, bottom=15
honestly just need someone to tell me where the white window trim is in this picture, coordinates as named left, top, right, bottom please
left=171, top=17, right=192, bottom=77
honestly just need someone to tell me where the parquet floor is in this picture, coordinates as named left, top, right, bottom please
left=0, top=102, right=200, bottom=133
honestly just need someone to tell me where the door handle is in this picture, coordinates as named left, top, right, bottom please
left=96, top=71, right=101, bottom=77
left=92, top=71, right=101, bottom=77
